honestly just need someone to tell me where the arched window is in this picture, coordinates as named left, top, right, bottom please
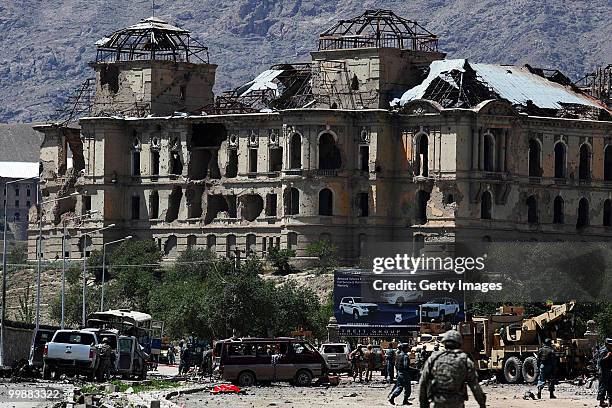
left=415, top=133, right=429, bottom=176
left=605, top=146, right=612, bottom=181
left=480, top=191, right=492, bottom=219
left=528, top=139, right=541, bottom=177
left=483, top=134, right=495, bottom=172
left=246, top=234, right=257, bottom=256
left=207, top=234, right=216, bottom=252
left=226, top=234, right=236, bottom=258
left=318, top=132, right=341, bottom=170
left=579, top=144, right=591, bottom=181
left=576, top=197, right=589, bottom=229
left=553, top=196, right=564, bottom=224
left=289, top=133, right=302, bottom=169
left=554, top=142, right=566, bottom=179
left=319, top=188, right=333, bottom=216
left=604, top=200, right=612, bottom=227
left=187, top=235, right=197, bottom=250
left=415, top=190, right=430, bottom=225
left=526, top=195, right=538, bottom=224
left=283, top=187, right=300, bottom=215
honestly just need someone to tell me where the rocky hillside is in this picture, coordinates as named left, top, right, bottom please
left=1, top=0, right=610, bottom=123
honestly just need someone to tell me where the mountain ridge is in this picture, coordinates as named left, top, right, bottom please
left=0, top=0, right=610, bottom=123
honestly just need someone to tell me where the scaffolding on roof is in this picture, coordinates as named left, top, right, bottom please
left=318, top=9, right=439, bottom=52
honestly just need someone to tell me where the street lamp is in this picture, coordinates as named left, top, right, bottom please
left=80, top=224, right=115, bottom=327
left=0, top=175, right=38, bottom=367
left=28, top=191, right=80, bottom=364
left=100, top=235, right=132, bottom=311
left=60, top=210, right=98, bottom=329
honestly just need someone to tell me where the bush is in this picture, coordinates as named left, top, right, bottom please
left=266, top=246, right=296, bottom=274
left=306, top=239, right=338, bottom=274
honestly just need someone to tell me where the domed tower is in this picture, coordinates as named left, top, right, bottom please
left=311, top=10, right=445, bottom=109
left=90, top=17, right=216, bottom=116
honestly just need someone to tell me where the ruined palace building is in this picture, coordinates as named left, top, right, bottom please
left=31, top=10, right=612, bottom=262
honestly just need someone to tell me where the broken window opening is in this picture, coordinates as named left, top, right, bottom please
left=446, top=194, right=455, bottom=205
left=131, top=193, right=140, bottom=220
left=204, top=194, right=236, bottom=224
left=249, top=149, right=258, bottom=173
left=82, top=195, right=92, bottom=215
left=151, top=150, right=160, bottom=177
left=289, top=133, right=302, bottom=169
left=576, top=197, right=589, bottom=229
left=269, top=148, right=283, bottom=172
left=226, top=234, right=236, bottom=258
left=554, top=142, right=566, bottom=179
left=266, top=193, right=278, bottom=216
left=132, top=151, right=141, bottom=176
left=239, top=194, right=264, bottom=222
left=150, top=191, right=159, bottom=219
left=226, top=195, right=237, bottom=218
left=579, top=144, right=591, bottom=181
left=100, top=65, right=119, bottom=94
left=415, top=133, right=428, bottom=177
left=179, top=85, right=186, bottom=101
left=350, top=74, right=359, bottom=91
left=187, top=234, right=197, bottom=249
left=246, top=234, right=257, bottom=256
left=483, top=134, right=495, bottom=172
left=191, top=123, right=227, bottom=148
left=480, top=191, right=492, bottom=220
left=186, top=187, right=204, bottom=219
left=55, top=195, right=77, bottom=225
left=226, top=149, right=238, bottom=178
left=189, top=149, right=212, bottom=180
left=553, top=196, right=564, bottom=224
left=605, top=147, right=612, bottom=181
left=528, top=139, right=541, bottom=177
left=526, top=195, right=538, bottom=224
left=78, top=235, right=92, bottom=258
left=284, top=187, right=300, bottom=215
left=164, top=235, right=178, bottom=256
left=287, top=232, right=298, bottom=250
left=207, top=235, right=217, bottom=252
left=319, top=188, right=333, bottom=216
left=604, top=200, right=612, bottom=227
left=415, top=190, right=430, bottom=225
left=165, top=187, right=182, bottom=222
left=359, top=145, right=369, bottom=172
left=170, top=151, right=183, bottom=176
left=318, top=132, right=342, bottom=170
left=358, top=192, right=369, bottom=217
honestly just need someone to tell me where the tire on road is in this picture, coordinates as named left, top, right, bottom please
left=237, top=370, right=256, bottom=387
left=294, top=369, right=313, bottom=387
left=42, top=363, right=52, bottom=380
left=504, top=356, right=523, bottom=384
left=522, top=356, right=539, bottom=384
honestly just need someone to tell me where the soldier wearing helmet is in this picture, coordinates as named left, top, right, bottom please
left=95, top=336, right=115, bottom=381
left=419, top=330, right=486, bottom=408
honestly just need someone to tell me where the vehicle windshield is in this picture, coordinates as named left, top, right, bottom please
left=54, top=332, right=95, bottom=345
left=323, top=345, right=346, bottom=353
left=352, top=297, right=362, bottom=302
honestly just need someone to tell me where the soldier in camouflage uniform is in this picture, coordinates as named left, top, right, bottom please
left=419, top=330, right=486, bottom=408
left=536, top=338, right=557, bottom=399
left=95, top=337, right=115, bottom=381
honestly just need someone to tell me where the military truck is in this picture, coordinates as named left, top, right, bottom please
left=458, top=302, right=593, bottom=383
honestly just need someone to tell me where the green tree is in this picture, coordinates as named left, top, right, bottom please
left=266, top=246, right=296, bottom=275
left=306, top=239, right=338, bottom=274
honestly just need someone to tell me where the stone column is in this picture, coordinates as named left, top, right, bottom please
left=472, top=128, right=479, bottom=170
left=500, top=131, right=507, bottom=173
left=478, top=128, right=484, bottom=170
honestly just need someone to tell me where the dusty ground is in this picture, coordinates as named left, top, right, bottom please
left=172, top=372, right=600, bottom=408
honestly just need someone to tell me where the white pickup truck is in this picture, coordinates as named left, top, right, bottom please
left=43, top=330, right=100, bottom=380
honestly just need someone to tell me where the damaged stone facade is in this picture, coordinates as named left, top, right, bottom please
left=29, top=11, right=612, bottom=262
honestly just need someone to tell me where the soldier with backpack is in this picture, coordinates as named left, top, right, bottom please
left=419, top=330, right=486, bottom=408
left=388, top=343, right=412, bottom=405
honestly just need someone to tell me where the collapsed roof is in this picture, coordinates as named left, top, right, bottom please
left=94, top=17, right=208, bottom=63
left=393, top=59, right=611, bottom=120
left=199, top=63, right=313, bottom=114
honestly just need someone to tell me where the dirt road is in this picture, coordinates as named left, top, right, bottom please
left=172, top=374, right=599, bottom=408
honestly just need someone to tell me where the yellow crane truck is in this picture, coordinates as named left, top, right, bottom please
left=458, top=302, right=594, bottom=383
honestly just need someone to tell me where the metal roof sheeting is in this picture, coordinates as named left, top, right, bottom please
left=394, top=59, right=604, bottom=110
left=238, top=69, right=285, bottom=97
